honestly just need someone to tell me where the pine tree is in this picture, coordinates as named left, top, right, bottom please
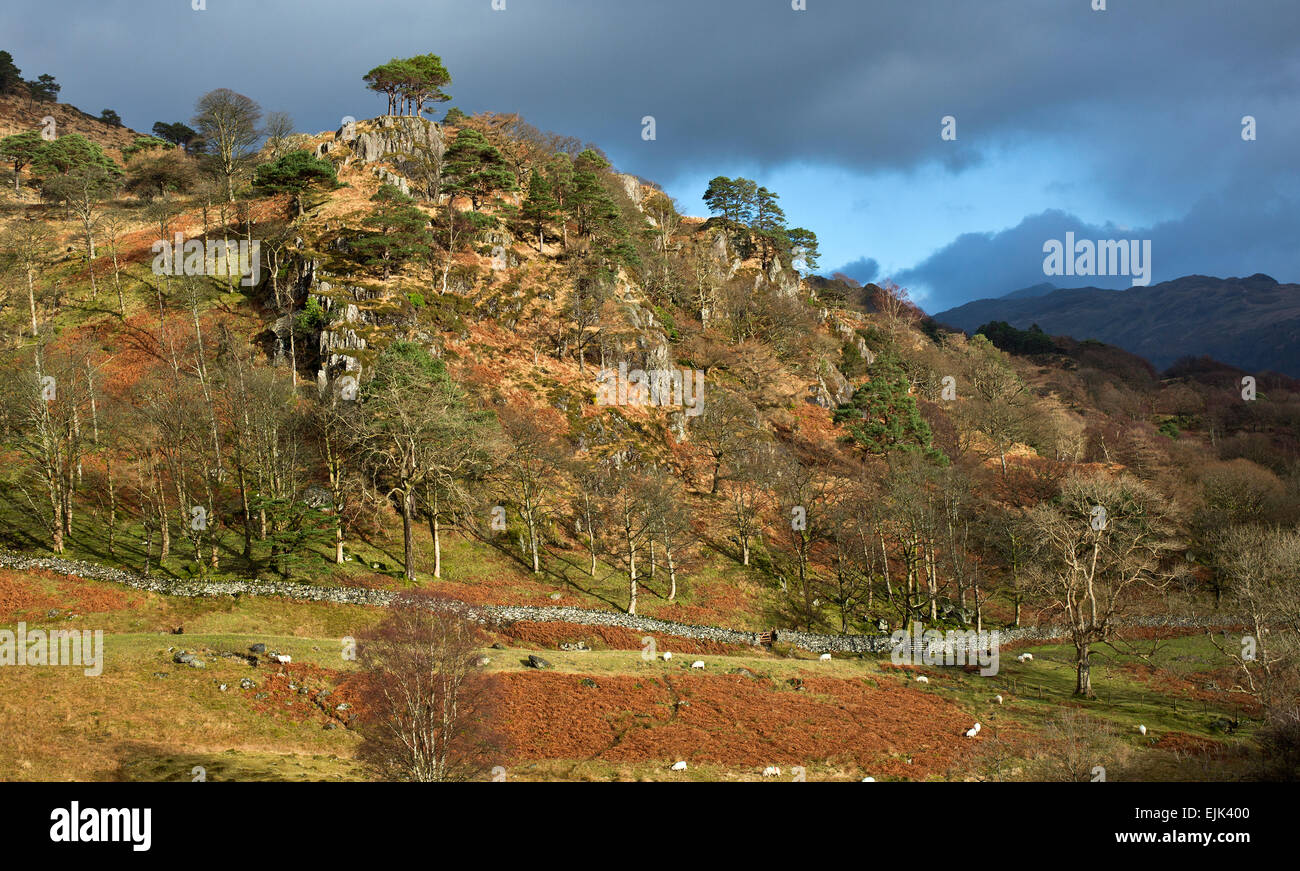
left=27, top=73, right=59, bottom=103
left=400, top=54, right=452, bottom=117
left=252, top=150, right=338, bottom=214
left=833, top=357, right=945, bottom=463
left=520, top=169, right=557, bottom=252
left=0, top=131, right=44, bottom=193
left=753, top=186, right=787, bottom=267
left=364, top=60, right=410, bottom=116
left=30, top=133, right=122, bottom=179
left=443, top=128, right=516, bottom=210
left=352, top=184, right=433, bottom=279
left=786, top=227, right=820, bottom=273
left=0, top=51, right=22, bottom=95
left=544, top=153, right=575, bottom=249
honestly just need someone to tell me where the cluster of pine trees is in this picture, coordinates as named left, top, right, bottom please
left=363, top=54, right=453, bottom=117
left=702, top=175, right=818, bottom=272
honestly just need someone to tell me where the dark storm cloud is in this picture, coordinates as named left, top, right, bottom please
left=829, top=256, right=880, bottom=285
left=6, top=0, right=1297, bottom=304
left=11, top=0, right=1297, bottom=180
left=897, top=183, right=1300, bottom=315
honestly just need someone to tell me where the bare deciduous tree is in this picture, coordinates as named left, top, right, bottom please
left=356, top=594, right=504, bottom=782
left=193, top=88, right=263, bottom=201
left=1024, top=473, right=1178, bottom=697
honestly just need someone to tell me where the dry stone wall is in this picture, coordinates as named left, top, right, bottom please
left=0, top=551, right=1241, bottom=654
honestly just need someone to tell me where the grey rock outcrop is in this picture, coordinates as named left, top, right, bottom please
left=328, top=115, right=443, bottom=166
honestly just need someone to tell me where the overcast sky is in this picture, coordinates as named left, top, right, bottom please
left=8, top=0, right=1298, bottom=312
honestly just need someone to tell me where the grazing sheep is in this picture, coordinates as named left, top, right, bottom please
left=762, top=766, right=781, bottom=777
left=273, top=654, right=291, bottom=664
left=1138, top=724, right=1147, bottom=736
left=963, top=722, right=981, bottom=738
left=671, top=760, right=688, bottom=771
left=974, top=722, right=981, bottom=734
left=861, top=776, right=876, bottom=782
left=819, top=653, right=832, bottom=661
left=662, top=652, right=672, bottom=661
left=1016, top=653, right=1034, bottom=663
left=915, top=675, right=929, bottom=684
left=994, top=694, right=1003, bottom=704
left=691, top=660, right=705, bottom=669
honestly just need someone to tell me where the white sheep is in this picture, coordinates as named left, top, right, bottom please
left=762, top=766, right=781, bottom=777
left=861, top=776, right=876, bottom=782
left=671, top=760, right=688, bottom=771
left=273, top=654, right=291, bottom=664
left=915, top=675, right=929, bottom=684
left=974, top=722, right=981, bottom=734
left=691, top=660, right=705, bottom=669
left=662, top=652, right=672, bottom=661
left=994, top=694, right=1003, bottom=704
left=963, top=722, right=981, bottom=738
left=1138, top=724, right=1147, bottom=736
left=1016, top=653, right=1034, bottom=663
left=819, top=653, right=832, bottom=661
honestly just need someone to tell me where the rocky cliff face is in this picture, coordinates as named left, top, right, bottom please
left=316, top=115, right=443, bottom=167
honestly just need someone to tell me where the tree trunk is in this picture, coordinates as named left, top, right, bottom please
left=527, top=514, right=540, bottom=573
left=236, top=465, right=252, bottom=561
left=26, top=267, right=38, bottom=335
left=111, top=249, right=125, bottom=316
left=106, top=457, right=117, bottom=556
left=432, top=512, right=442, bottom=580
left=1074, top=642, right=1093, bottom=697
left=627, top=539, right=637, bottom=615
left=665, top=538, right=677, bottom=601
left=401, top=487, right=415, bottom=582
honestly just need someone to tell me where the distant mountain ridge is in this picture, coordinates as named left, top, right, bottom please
left=999, top=281, right=1060, bottom=300
left=933, top=274, right=1300, bottom=376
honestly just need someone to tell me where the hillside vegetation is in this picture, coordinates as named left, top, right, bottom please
left=0, top=51, right=1296, bottom=782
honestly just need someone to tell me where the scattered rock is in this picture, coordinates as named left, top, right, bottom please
left=188, top=660, right=206, bottom=669
left=580, top=678, right=599, bottom=689
left=729, top=668, right=757, bottom=679
left=152, top=672, right=169, bottom=679
left=240, top=678, right=256, bottom=690
left=173, top=652, right=195, bottom=665
left=490, top=642, right=506, bottom=650
left=249, top=643, right=266, bottom=654
left=527, top=654, right=552, bottom=670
